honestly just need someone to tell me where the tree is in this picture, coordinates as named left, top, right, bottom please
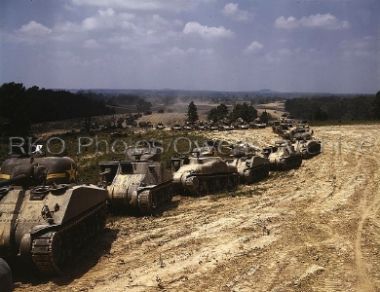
left=260, top=110, right=270, bottom=124
left=229, top=103, right=257, bottom=123
left=187, top=101, right=199, bottom=124
left=208, top=103, right=229, bottom=122
left=313, top=107, right=329, bottom=121
left=0, top=82, right=113, bottom=137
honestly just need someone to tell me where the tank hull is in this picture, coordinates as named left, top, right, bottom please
left=107, top=175, right=175, bottom=214
left=100, top=158, right=175, bottom=215
left=0, top=185, right=107, bottom=275
left=179, top=172, right=239, bottom=196
left=228, top=155, right=270, bottom=184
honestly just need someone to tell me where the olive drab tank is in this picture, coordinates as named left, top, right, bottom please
left=99, top=142, right=174, bottom=214
left=293, top=139, right=322, bottom=159
left=227, top=143, right=270, bottom=184
left=282, top=125, right=313, bottom=141
left=172, top=150, right=239, bottom=196
left=0, top=156, right=108, bottom=275
left=262, top=141, right=302, bottom=170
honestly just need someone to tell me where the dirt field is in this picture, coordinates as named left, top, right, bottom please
left=14, top=124, right=380, bottom=292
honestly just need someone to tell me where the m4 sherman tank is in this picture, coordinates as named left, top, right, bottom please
left=282, top=125, right=313, bottom=140
left=171, top=124, right=182, bottom=131
left=293, top=139, right=322, bottom=159
left=262, top=141, right=302, bottom=170
left=156, top=122, right=165, bottom=130
left=0, top=156, right=108, bottom=275
left=172, top=152, right=239, bottom=196
left=99, top=143, right=174, bottom=214
left=237, top=123, right=249, bottom=130
left=227, top=144, right=270, bottom=183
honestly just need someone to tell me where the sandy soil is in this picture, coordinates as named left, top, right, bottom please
left=138, top=113, right=188, bottom=127
left=14, top=125, right=380, bottom=292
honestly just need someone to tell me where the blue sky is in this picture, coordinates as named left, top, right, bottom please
left=0, top=0, right=379, bottom=93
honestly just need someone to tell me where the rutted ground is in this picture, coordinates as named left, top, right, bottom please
left=15, top=125, right=380, bottom=292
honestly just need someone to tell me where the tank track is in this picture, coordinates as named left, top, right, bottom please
left=187, top=173, right=239, bottom=196
left=31, top=203, right=107, bottom=275
left=137, top=181, right=174, bottom=215
left=273, top=156, right=302, bottom=171
left=245, top=165, right=270, bottom=183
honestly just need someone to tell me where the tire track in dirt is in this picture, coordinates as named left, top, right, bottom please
left=354, top=157, right=379, bottom=292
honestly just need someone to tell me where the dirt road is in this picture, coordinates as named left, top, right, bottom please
left=14, top=125, right=380, bottom=292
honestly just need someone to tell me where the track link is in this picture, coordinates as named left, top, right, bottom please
left=31, top=203, right=107, bottom=275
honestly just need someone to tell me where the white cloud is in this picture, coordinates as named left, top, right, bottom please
left=81, top=8, right=135, bottom=31
left=165, top=47, right=214, bottom=57
left=244, top=41, right=263, bottom=54
left=275, top=13, right=350, bottom=30
left=12, top=9, right=182, bottom=52
left=183, top=22, right=233, bottom=40
left=222, top=3, right=250, bottom=22
left=83, top=39, right=101, bottom=49
left=18, top=21, right=52, bottom=36
left=274, top=17, right=299, bottom=30
left=71, top=0, right=215, bottom=11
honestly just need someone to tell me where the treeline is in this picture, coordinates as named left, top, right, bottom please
left=285, top=92, right=380, bottom=121
left=208, top=102, right=260, bottom=123
left=0, top=82, right=113, bottom=135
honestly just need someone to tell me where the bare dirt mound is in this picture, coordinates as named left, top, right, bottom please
left=14, top=125, right=380, bottom=292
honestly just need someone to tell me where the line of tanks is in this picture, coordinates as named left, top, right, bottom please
left=0, top=121, right=321, bottom=289
left=170, top=121, right=266, bottom=131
